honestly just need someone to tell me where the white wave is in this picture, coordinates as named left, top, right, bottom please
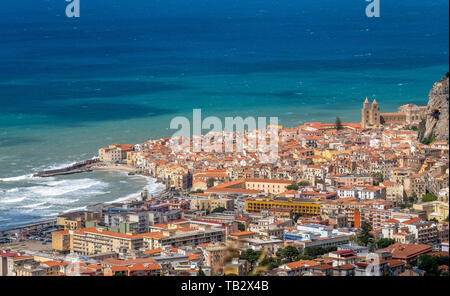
left=62, top=206, right=87, bottom=213
left=46, top=180, right=67, bottom=186
left=106, top=192, right=140, bottom=204
left=0, top=174, right=34, bottom=182
left=41, top=161, right=78, bottom=171
left=6, top=187, right=19, bottom=193
left=42, top=212, right=59, bottom=217
left=19, top=202, right=47, bottom=209
left=41, top=198, right=79, bottom=205
left=0, top=197, right=26, bottom=204
left=106, top=176, right=165, bottom=204
left=26, top=178, right=107, bottom=197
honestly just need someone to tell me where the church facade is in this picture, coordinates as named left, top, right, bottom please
left=361, top=98, right=426, bottom=129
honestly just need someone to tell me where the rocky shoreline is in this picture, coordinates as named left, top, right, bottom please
left=33, top=159, right=140, bottom=178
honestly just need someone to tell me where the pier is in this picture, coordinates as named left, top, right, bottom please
left=33, top=159, right=100, bottom=177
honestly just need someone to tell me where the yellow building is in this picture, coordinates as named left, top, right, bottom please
left=245, top=196, right=321, bottom=217
left=190, top=197, right=211, bottom=211
left=56, top=211, right=100, bottom=231
left=413, top=201, right=449, bottom=222
left=392, top=167, right=416, bottom=185
left=380, top=181, right=405, bottom=205
left=244, top=179, right=292, bottom=195
left=210, top=196, right=234, bottom=211
left=316, top=149, right=351, bottom=161
left=71, top=228, right=146, bottom=255
left=404, top=175, right=427, bottom=198
left=190, top=194, right=234, bottom=212
left=51, top=230, right=71, bottom=253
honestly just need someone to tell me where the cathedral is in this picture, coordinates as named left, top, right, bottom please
left=361, top=98, right=426, bottom=129
left=361, top=98, right=381, bottom=128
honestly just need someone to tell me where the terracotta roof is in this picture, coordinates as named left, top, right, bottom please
left=230, top=231, right=254, bottom=237
left=378, top=243, right=432, bottom=260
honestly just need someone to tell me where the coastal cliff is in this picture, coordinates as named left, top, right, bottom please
left=422, top=73, right=449, bottom=143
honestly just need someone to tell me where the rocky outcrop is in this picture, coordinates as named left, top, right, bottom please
left=423, top=73, right=449, bottom=143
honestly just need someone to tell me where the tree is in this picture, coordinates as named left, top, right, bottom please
left=304, top=246, right=324, bottom=258
left=421, top=133, right=436, bottom=145
left=303, top=246, right=337, bottom=258
left=408, top=192, right=417, bottom=204
left=373, top=172, right=384, bottom=185
left=323, top=246, right=338, bottom=253
left=356, top=221, right=374, bottom=247
left=287, top=183, right=299, bottom=191
left=422, top=193, right=437, bottom=203
left=212, top=207, right=226, bottom=213
left=296, top=255, right=314, bottom=261
left=416, top=255, right=449, bottom=276
left=278, top=246, right=300, bottom=262
left=298, top=181, right=310, bottom=186
left=260, top=256, right=282, bottom=270
left=240, top=249, right=262, bottom=265
left=444, top=216, right=449, bottom=222
left=206, top=178, right=215, bottom=188
left=335, top=117, right=343, bottom=130
left=236, top=222, right=246, bottom=231
left=197, top=266, right=206, bottom=276
left=376, top=238, right=395, bottom=249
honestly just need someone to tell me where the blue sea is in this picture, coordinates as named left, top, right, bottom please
left=0, top=0, right=448, bottom=229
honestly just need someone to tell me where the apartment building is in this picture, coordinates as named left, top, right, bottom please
left=143, top=229, right=225, bottom=250
left=380, top=181, right=405, bottom=205
left=52, top=230, right=71, bottom=253
left=283, top=224, right=353, bottom=248
left=245, top=196, right=321, bottom=217
left=404, top=175, right=427, bottom=198
left=98, top=144, right=134, bottom=163
left=190, top=194, right=234, bottom=212
left=71, top=227, right=147, bottom=256
left=361, top=207, right=393, bottom=229
left=402, top=218, right=439, bottom=244
left=335, top=174, right=374, bottom=187
left=56, top=211, right=100, bottom=231
left=206, top=178, right=292, bottom=196
left=337, top=186, right=385, bottom=200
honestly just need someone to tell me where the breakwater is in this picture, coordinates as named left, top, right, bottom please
left=33, top=159, right=100, bottom=177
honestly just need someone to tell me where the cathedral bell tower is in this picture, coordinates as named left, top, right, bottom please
left=361, top=98, right=381, bottom=128
left=361, top=97, right=371, bottom=128
left=370, top=99, right=381, bottom=127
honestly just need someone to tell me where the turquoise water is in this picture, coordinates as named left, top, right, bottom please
left=0, top=0, right=448, bottom=228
